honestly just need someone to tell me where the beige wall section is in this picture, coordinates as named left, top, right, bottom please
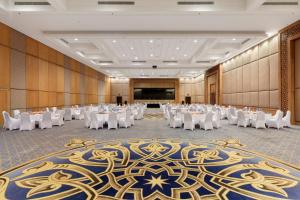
left=179, top=74, right=205, bottom=103
left=222, top=35, right=280, bottom=110
left=110, top=78, right=129, bottom=103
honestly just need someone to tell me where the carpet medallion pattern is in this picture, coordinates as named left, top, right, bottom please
left=0, top=138, right=300, bottom=200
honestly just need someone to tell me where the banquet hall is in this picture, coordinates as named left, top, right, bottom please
left=0, top=0, right=300, bottom=199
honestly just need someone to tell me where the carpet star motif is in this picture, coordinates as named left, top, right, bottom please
left=145, top=175, right=168, bottom=189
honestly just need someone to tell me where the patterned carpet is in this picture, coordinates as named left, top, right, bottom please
left=1, top=138, right=300, bottom=199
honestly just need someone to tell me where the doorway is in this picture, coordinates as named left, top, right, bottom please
left=295, top=39, right=300, bottom=123
left=210, top=84, right=216, bottom=105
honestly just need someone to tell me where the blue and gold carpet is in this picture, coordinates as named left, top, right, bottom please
left=1, top=138, right=300, bottom=199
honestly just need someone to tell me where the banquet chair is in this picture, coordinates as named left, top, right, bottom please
left=2, top=111, right=21, bottom=131
left=52, top=110, right=65, bottom=126
left=228, top=112, right=238, bottom=125
left=169, top=112, right=182, bottom=128
left=237, top=111, right=250, bottom=128
left=64, top=108, right=72, bottom=121
left=51, top=107, right=57, bottom=113
left=119, top=112, right=131, bottom=128
left=20, top=112, right=35, bottom=131
left=212, top=111, right=221, bottom=129
left=89, top=112, right=103, bottom=130
left=199, top=112, right=214, bottom=131
left=46, top=107, right=50, bottom=112
left=183, top=113, right=195, bottom=131
left=108, top=113, right=118, bottom=130
left=83, top=111, right=91, bottom=128
left=74, top=108, right=85, bottom=120
left=39, top=112, right=53, bottom=129
left=251, top=111, right=266, bottom=129
left=282, top=111, right=291, bottom=128
left=135, top=108, right=144, bottom=120
left=13, top=109, right=21, bottom=119
left=266, top=111, right=283, bottom=130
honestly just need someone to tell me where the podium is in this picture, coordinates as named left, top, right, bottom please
left=185, top=96, right=191, bottom=104
left=116, top=96, right=122, bottom=105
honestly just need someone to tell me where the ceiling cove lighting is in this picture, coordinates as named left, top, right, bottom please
left=76, top=51, right=85, bottom=57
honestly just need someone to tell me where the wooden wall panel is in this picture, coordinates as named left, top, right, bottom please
left=0, top=90, right=10, bottom=124
left=56, top=52, right=64, bottom=66
left=38, top=91, right=48, bottom=108
left=38, top=59, right=49, bottom=91
left=56, top=92, right=64, bottom=106
left=70, top=71, right=80, bottom=94
left=48, top=48, right=57, bottom=63
left=56, top=66, right=64, bottom=92
left=38, top=43, right=48, bottom=60
left=0, top=46, right=10, bottom=89
left=0, top=22, right=10, bottom=46
left=26, top=55, right=39, bottom=90
left=48, top=92, right=57, bottom=107
left=26, top=90, right=39, bottom=109
left=48, top=63, right=57, bottom=92
left=26, top=38, right=38, bottom=56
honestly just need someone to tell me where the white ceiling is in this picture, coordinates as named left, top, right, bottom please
left=0, top=0, right=299, bottom=78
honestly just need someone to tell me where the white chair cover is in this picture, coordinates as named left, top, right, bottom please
left=282, top=111, right=291, bottom=128
left=83, top=111, right=91, bottom=128
left=183, top=113, right=195, bottom=131
left=212, top=111, right=221, bottom=129
left=2, top=111, right=20, bottom=131
left=52, top=110, right=65, bottom=126
left=199, top=112, right=213, bottom=131
left=119, top=112, right=131, bottom=128
left=89, top=112, right=103, bottom=130
left=39, top=112, right=53, bottom=129
left=20, top=112, right=35, bottom=131
left=64, top=108, right=72, bottom=121
left=251, top=111, right=266, bottom=129
left=13, top=109, right=21, bottom=119
left=237, top=111, right=250, bottom=128
left=266, top=111, right=283, bottom=130
left=108, top=113, right=118, bottom=129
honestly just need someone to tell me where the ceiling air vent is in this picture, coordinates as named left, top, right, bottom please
left=132, top=60, right=146, bottom=63
left=262, top=1, right=298, bottom=5
left=177, top=1, right=214, bottom=5
left=196, top=60, right=210, bottom=64
left=60, top=39, right=69, bottom=45
left=98, top=1, right=135, bottom=5
left=98, top=61, right=113, bottom=64
left=241, top=38, right=250, bottom=45
left=14, top=1, right=50, bottom=5
left=163, top=61, right=178, bottom=64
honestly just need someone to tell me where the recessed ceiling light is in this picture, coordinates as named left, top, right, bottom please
left=232, top=38, right=236, bottom=41
left=184, top=54, right=187, bottom=57
left=176, top=47, right=180, bottom=50
left=150, top=54, right=154, bottom=57
left=130, top=47, right=134, bottom=50
left=74, top=38, right=78, bottom=41
left=122, top=54, right=126, bottom=57
left=149, top=40, right=154, bottom=43
left=193, top=39, right=198, bottom=43
left=112, top=40, right=117, bottom=43
left=134, top=56, right=138, bottom=60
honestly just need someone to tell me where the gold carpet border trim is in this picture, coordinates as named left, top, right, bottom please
left=1, top=137, right=300, bottom=177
